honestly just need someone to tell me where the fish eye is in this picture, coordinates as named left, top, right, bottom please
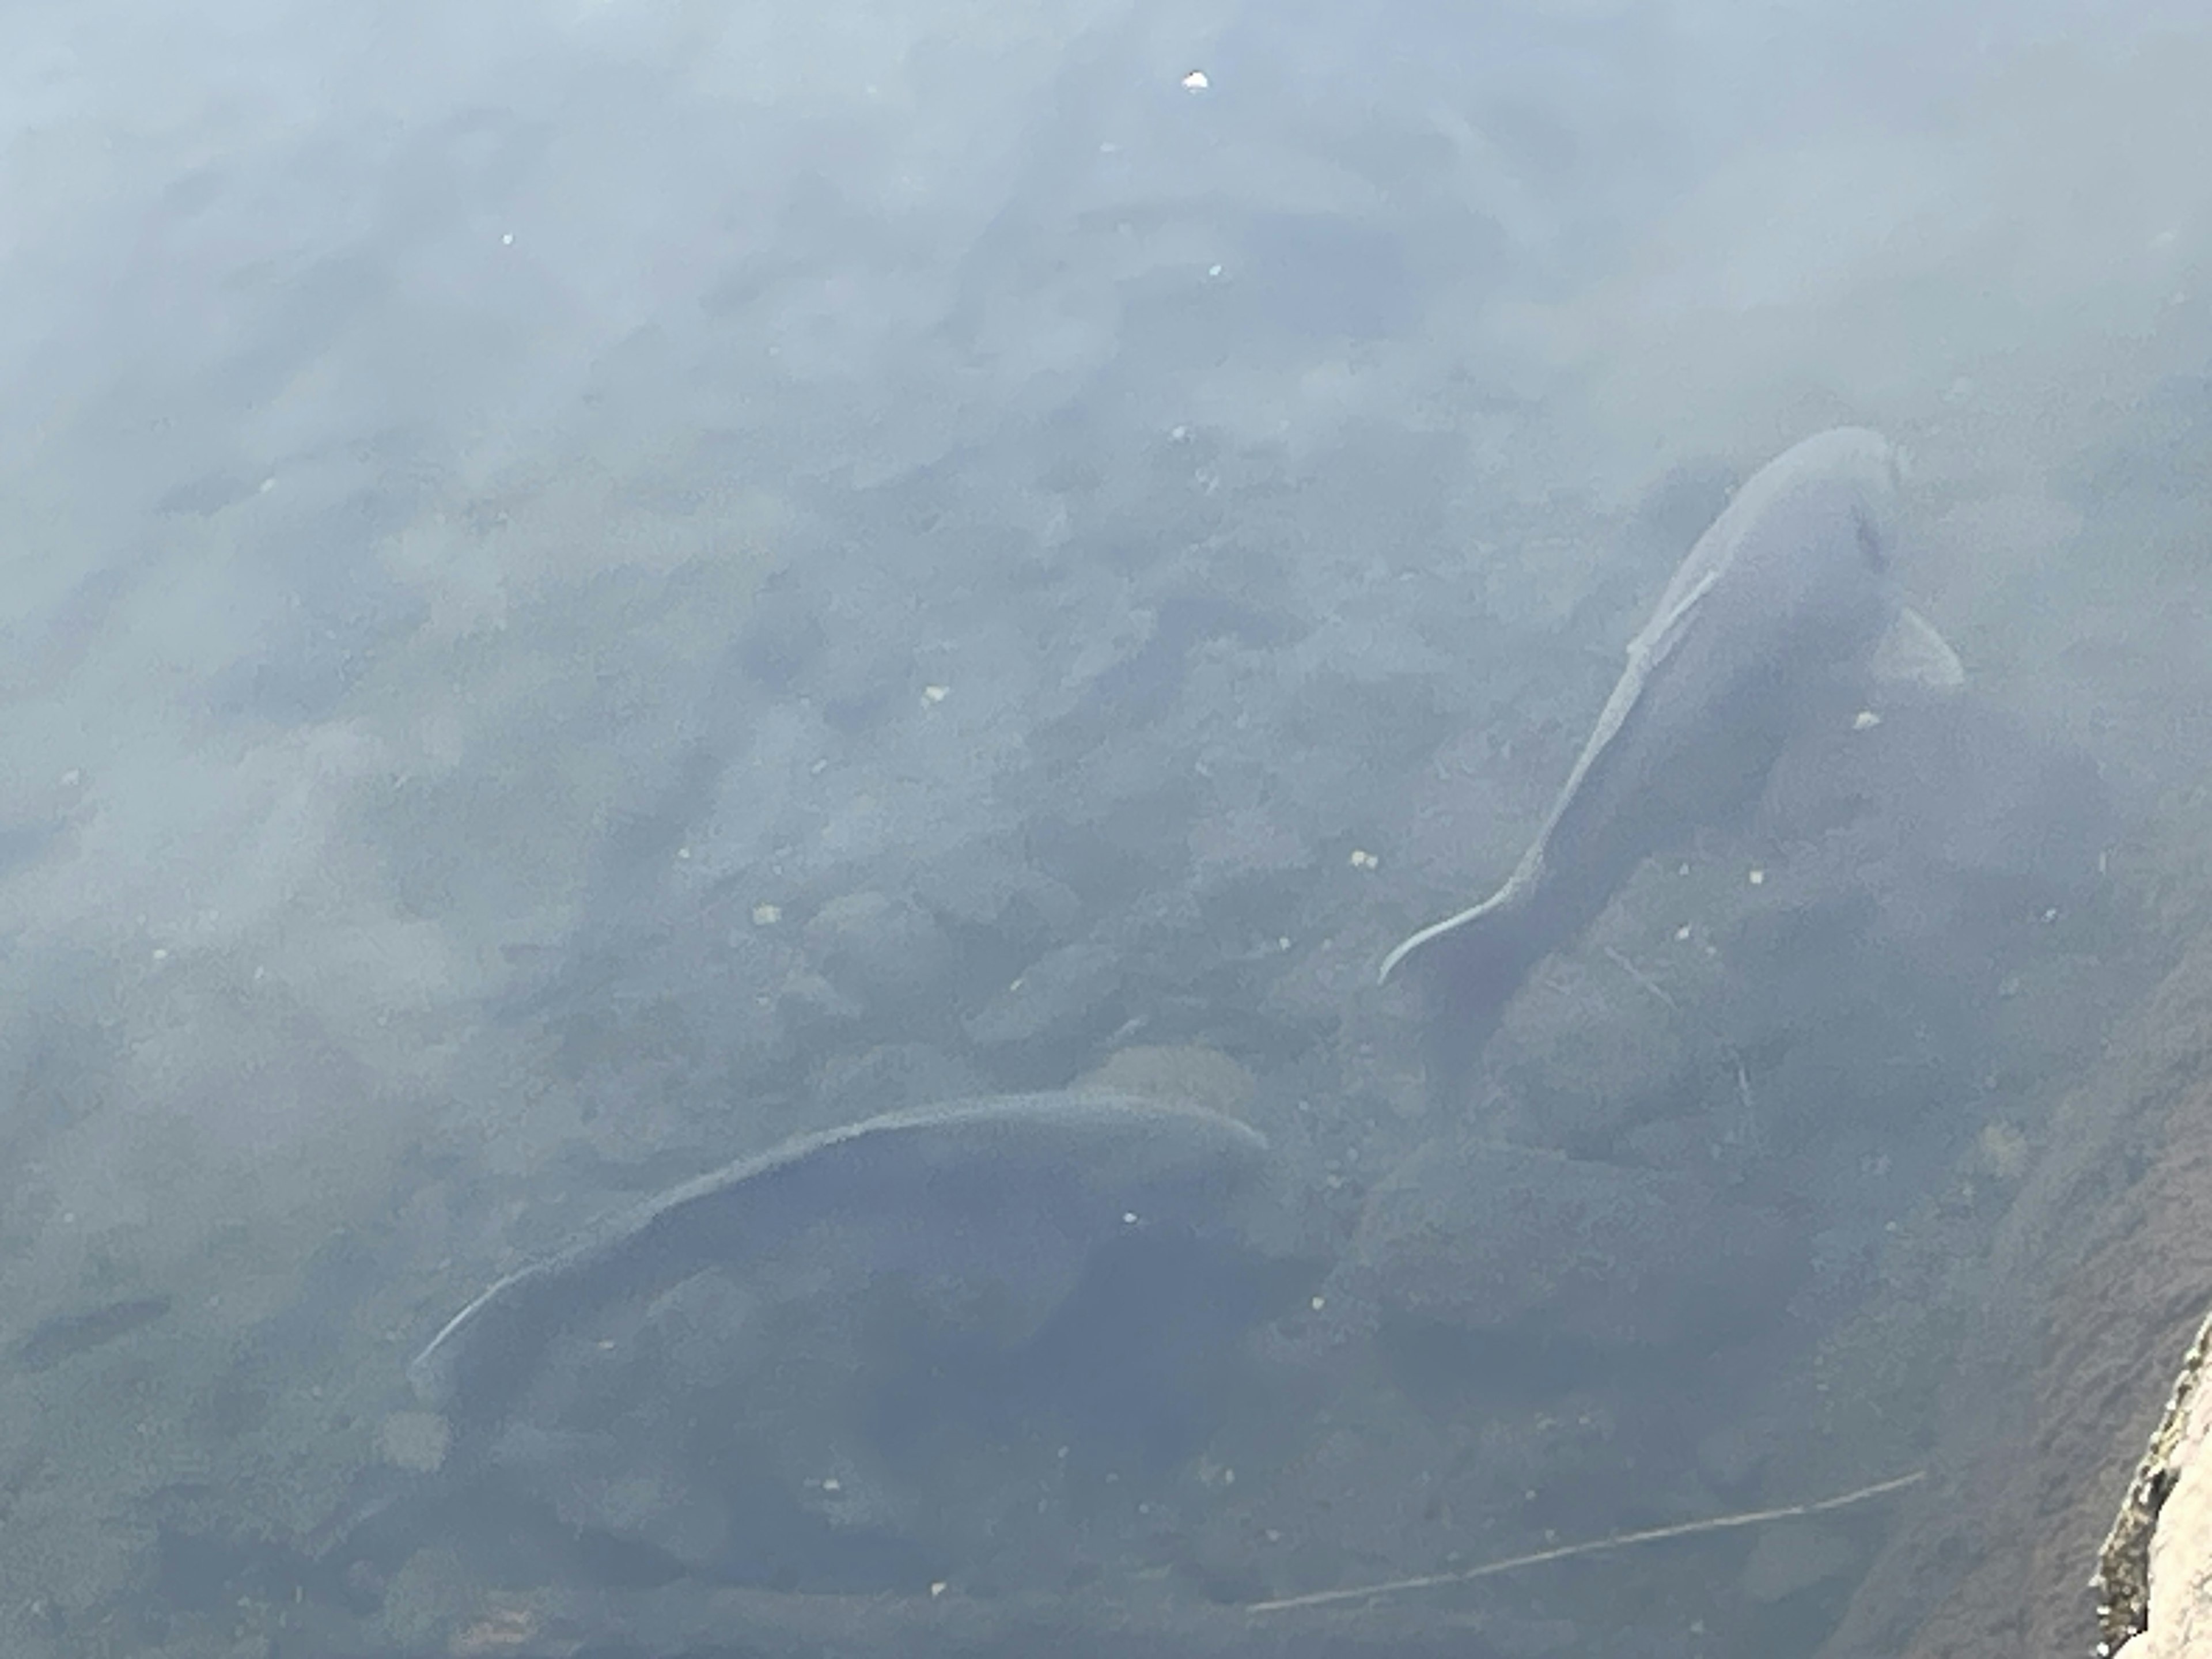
left=1854, top=510, right=1887, bottom=570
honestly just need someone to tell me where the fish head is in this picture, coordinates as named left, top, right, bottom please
left=1725, top=427, right=1914, bottom=666
left=1790, top=425, right=1907, bottom=586
left=1770, top=429, right=1967, bottom=696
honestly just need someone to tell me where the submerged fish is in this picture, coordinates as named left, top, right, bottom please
left=1379, top=427, right=1963, bottom=1085
left=409, top=1090, right=1274, bottom=1438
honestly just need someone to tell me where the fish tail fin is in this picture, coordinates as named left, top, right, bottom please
left=1378, top=895, right=1542, bottom=1109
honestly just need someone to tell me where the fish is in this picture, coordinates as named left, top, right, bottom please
left=408, top=1090, right=1275, bottom=1440
left=1378, top=427, right=1964, bottom=1088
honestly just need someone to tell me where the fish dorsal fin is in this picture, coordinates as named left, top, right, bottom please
left=1566, top=562, right=1721, bottom=781
left=1632, top=564, right=1722, bottom=677
left=1509, top=560, right=1723, bottom=894
left=1869, top=604, right=1966, bottom=691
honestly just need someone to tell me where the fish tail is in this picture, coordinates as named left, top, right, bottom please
left=1378, top=895, right=1543, bottom=1108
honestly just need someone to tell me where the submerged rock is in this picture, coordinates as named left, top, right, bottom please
left=1331, top=1136, right=1803, bottom=1374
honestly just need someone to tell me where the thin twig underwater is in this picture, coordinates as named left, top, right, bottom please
left=1245, top=1469, right=1926, bottom=1615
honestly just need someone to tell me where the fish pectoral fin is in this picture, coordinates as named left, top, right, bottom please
left=1868, top=605, right=1967, bottom=691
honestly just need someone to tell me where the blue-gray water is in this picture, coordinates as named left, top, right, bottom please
left=2, top=3, right=2210, bottom=1655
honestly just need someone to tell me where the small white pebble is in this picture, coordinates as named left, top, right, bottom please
left=1852, top=709, right=1882, bottom=730
left=1747, top=868, right=1765, bottom=886
left=922, top=684, right=949, bottom=703
left=930, top=1582, right=948, bottom=1599
left=1206, top=263, right=1223, bottom=278
left=1674, top=923, right=1692, bottom=941
left=1181, top=69, right=1209, bottom=90
left=1309, top=1295, right=1325, bottom=1312
left=501, top=232, right=514, bottom=245
left=1122, top=1211, right=1139, bottom=1225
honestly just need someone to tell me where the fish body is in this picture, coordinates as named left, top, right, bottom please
left=1380, top=427, right=1961, bottom=1080
left=409, top=1090, right=1272, bottom=1437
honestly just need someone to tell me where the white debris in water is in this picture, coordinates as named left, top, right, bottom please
left=1748, top=869, right=1766, bottom=886
left=1181, top=69, right=1209, bottom=90
left=922, top=684, right=949, bottom=704
left=1853, top=709, right=1882, bottom=730
left=1348, top=849, right=1378, bottom=869
left=751, top=903, right=781, bottom=926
